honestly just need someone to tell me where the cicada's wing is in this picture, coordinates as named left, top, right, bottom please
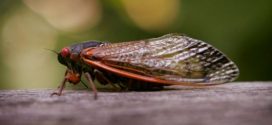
left=89, top=34, right=239, bottom=84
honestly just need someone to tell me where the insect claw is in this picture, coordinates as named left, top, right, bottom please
left=51, top=75, right=67, bottom=97
left=50, top=92, right=61, bottom=97
left=94, top=93, right=98, bottom=100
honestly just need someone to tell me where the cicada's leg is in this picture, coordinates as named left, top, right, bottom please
left=51, top=70, right=68, bottom=96
left=84, top=72, right=98, bottom=100
left=94, top=70, right=119, bottom=90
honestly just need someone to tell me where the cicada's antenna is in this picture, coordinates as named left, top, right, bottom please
left=44, top=48, right=58, bottom=55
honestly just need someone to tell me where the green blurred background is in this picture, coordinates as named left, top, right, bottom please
left=0, top=0, right=271, bottom=89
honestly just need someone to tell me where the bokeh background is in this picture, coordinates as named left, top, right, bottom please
left=0, top=0, right=271, bottom=89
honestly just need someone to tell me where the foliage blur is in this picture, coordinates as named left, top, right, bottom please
left=0, top=0, right=271, bottom=89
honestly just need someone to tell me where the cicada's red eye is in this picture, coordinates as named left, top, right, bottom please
left=60, top=47, right=70, bottom=57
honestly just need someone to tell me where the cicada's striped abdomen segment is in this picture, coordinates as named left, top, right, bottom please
left=82, top=34, right=239, bottom=85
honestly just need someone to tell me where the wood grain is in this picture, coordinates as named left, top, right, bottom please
left=0, top=82, right=271, bottom=125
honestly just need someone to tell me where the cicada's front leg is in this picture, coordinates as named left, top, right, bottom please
left=51, top=70, right=68, bottom=96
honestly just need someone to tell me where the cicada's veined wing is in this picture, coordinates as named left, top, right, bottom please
left=87, top=34, right=239, bottom=85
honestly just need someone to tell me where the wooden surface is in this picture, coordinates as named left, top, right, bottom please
left=0, top=82, right=271, bottom=125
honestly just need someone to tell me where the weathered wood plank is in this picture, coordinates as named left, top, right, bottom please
left=0, top=82, right=271, bottom=125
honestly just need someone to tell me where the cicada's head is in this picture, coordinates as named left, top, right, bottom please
left=58, top=47, right=72, bottom=65
left=57, top=41, right=105, bottom=84
left=58, top=47, right=72, bottom=66
left=57, top=47, right=82, bottom=84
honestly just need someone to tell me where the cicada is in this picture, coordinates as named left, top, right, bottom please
left=51, top=33, right=239, bottom=99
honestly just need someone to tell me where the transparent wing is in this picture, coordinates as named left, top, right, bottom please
left=90, top=34, right=239, bottom=84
